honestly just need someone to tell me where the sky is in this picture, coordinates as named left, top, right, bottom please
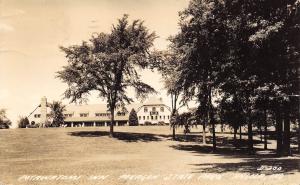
left=0, top=0, right=190, bottom=127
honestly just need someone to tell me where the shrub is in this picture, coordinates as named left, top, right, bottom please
left=18, top=117, right=30, bottom=128
left=144, top=121, right=152, bottom=125
left=158, top=121, right=165, bottom=125
left=128, top=109, right=139, bottom=126
left=26, top=124, right=39, bottom=128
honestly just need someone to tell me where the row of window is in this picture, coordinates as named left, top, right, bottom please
left=78, top=112, right=125, bottom=117
left=95, top=113, right=111, bottom=117
left=34, top=114, right=50, bottom=118
left=34, top=112, right=125, bottom=118
left=138, top=115, right=170, bottom=121
left=144, top=107, right=164, bottom=113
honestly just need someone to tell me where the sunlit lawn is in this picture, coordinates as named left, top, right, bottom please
left=0, top=126, right=299, bottom=185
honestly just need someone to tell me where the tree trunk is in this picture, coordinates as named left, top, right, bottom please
left=259, top=124, right=263, bottom=142
left=110, top=108, right=115, bottom=137
left=298, top=117, right=300, bottom=154
left=172, top=125, right=176, bottom=140
left=234, top=126, right=237, bottom=147
left=283, top=110, right=291, bottom=156
left=212, top=121, right=216, bottom=152
left=276, top=113, right=283, bottom=156
left=171, top=93, right=177, bottom=141
left=208, top=89, right=216, bottom=152
left=264, top=109, right=268, bottom=150
left=221, top=123, right=224, bottom=133
left=245, top=97, right=254, bottom=154
left=248, top=119, right=254, bottom=154
left=202, top=123, right=206, bottom=144
left=239, top=125, right=242, bottom=141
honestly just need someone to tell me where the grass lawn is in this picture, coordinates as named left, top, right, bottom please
left=0, top=126, right=299, bottom=185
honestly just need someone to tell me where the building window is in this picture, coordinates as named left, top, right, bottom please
left=155, top=116, right=158, bottom=120
left=160, top=116, right=162, bottom=119
left=144, top=107, right=148, bottom=112
left=80, top=113, right=88, bottom=117
left=152, top=107, right=156, bottom=112
left=160, top=107, right=164, bottom=112
left=143, top=116, right=145, bottom=120
left=147, top=116, right=149, bottom=120
left=151, top=116, right=153, bottom=120
left=64, top=114, right=73, bottom=117
left=97, top=113, right=111, bottom=117
left=168, top=115, right=170, bottom=119
left=34, top=114, right=41, bottom=118
left=139, top=116, right=141, bottom=120
left=163, top=115, right=165, bottom=120
left=117, top=112, right=125, bottom=116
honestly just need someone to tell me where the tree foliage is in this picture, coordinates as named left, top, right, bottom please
left=18, top=116, right=30, bottom=128
left=157, top=50, right=185, bottom=139
left=49, top=101, right=66, bottom=127
left=172, top=0, right=300, bottom=155
left=58, top=15, right=157, bottom=136
left=0, top=109, right=11, bottom=129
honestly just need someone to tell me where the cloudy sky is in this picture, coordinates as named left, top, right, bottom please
left=0, top=0, right=189, bottom=127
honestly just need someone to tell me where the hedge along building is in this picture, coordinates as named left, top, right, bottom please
left=28, top=97, right=171, bottom=127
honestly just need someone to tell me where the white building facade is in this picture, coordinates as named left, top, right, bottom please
left=28, top=97, right=171, bottom=127
left=136, top=97, right=171, bottom=125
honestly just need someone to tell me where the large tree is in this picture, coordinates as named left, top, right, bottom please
left=58, top=15, right=156, bottom=137
left=244, top=0, right=300, bottom=155
left=219, top=94, right=245, bottom=147
left=157, top=50, right=184, bottom=140
left=207, top=0, right=300, bottom=155
left=172, top=0, right=300, bottom=155
left=173, top=0, right=228, bottom=151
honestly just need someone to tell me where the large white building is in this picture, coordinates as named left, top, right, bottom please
left=29, top=96, right=171, bottom=127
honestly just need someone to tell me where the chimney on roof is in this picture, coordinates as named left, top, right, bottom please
left=40, top=96, right=47, bottom=127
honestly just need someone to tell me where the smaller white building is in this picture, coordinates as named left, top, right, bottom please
left=136, top=97, right=171, bottom=125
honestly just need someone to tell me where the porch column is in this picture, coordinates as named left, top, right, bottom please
left=82, top=122, right=85, bottom=127
left=71, top=122, right=74, bottom=127
left=93, top=122, right=96, bottom=127
left=126, top=121, right=129, bottom=126
left=104, top=122, right=107, bottom=127
left=116, top=121, right=119, bottom=126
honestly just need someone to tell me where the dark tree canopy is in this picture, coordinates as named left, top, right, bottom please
left=171, top=0, right=300, bottom=154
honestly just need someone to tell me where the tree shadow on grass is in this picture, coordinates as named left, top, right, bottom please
left=171, top=144, right=276, bottom=158
left=68, top=131, right=164, bottom=142
left=170, top=144, right=300, bottom=175
left=172, top=134, right=266, bottom=146
left=191, top=158, right=300, bottom=175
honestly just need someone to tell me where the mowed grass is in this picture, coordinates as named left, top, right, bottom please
left=0, top=126, right=299, bottom=185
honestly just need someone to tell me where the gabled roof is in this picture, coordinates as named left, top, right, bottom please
left=143, top=96, right=164, bottom=106
left=65, top=104, right=109, bottom=114
left=64, top=103, right=142, bottom=114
